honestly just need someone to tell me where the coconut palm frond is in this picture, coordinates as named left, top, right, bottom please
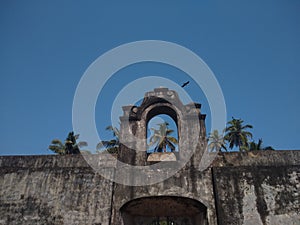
left=224, top=117, right=253, bottom=151
left=48, top=132, right=84, bottom=155
left=148, top=122, right=178, bottom=152
left=167, top=136, right=178, bottom=145
left=97, top=126, right=120, bottom=153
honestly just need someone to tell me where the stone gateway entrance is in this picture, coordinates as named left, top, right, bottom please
left=110, top=87, right=215, bottom=224
left=0, top=88, right=299, bottom=225
left=121, top=196, right=208, bottom=225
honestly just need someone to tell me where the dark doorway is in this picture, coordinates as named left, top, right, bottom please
left=121, top=196, right=208, bottom=225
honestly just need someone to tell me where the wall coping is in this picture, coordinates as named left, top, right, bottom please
left=212, top=150, right=300, bottom=167
left=0, top=150, right=299, bottom=170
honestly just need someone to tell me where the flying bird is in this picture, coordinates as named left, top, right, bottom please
left=181, top=81, right=190, bottom=88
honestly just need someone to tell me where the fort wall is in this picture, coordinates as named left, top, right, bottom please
left=0, top=151, right=299, bottom=225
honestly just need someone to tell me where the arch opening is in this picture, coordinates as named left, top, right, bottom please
left=147, top=114, right=178, bottom=153
left=145, top=105, right=180, bottom=162
left=120, top=196, right=209, bottom=225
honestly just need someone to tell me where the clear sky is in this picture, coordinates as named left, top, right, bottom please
left=0, top=1, right=299, bottom=155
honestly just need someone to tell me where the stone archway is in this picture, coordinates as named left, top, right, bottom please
left=118, top=87, right=207, bottom=166
left=111, top=88, right=213, bottom=224
left=120, top=196, right=208, bottom=225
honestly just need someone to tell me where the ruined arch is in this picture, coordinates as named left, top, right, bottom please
left=118, top=87, right=206, bottom=166
left=146, top=113, right=179, bottom=153
left=143, top=102, right=181, bottom=157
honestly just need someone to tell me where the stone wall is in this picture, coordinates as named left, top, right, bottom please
left=0, top=151, right=299, bottom=225
left=213, top=165, right=299, bottom=225
left=211, top=150, right=300, bottom=225
left=0, top=155, right=115, bottom=225
left=112, top=165, right=216, bottom=225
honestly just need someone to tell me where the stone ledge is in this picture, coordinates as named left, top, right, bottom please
left=0, top=154, right=116, bottom=169
left=0, top=150, right=299, bottom=170
left=147, top=152, right=177, bottom=162
left=212, top=150, right=300, bottom=167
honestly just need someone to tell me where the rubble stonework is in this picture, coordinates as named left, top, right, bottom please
left=0, top=152, right=299, bottom=225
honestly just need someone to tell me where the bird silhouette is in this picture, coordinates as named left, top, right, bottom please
left=181, top=81, right=190, bottom=88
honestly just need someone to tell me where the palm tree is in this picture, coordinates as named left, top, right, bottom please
left=208, top=130, right=227, bottom=152
left=49, top=132, right=87, bottom=155
left=248, top=138, right=263, bottom=151
left=96, top=126, right=120, bottom=154
left=248, top=138, right=274, bottom=151
left=48, top=139, right=65, bottom=155
left=148, top=122, right=178, bottom=152
left=224, top=117, right=253, bottom=151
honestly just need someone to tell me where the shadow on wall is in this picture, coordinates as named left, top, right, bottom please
left=120, top=196, right=208, bottom=225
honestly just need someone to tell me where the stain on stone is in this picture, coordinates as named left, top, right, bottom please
left=253, top=182, right=269, bottom=225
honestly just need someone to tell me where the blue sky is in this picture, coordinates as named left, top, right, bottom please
left=0, top=1, right=299, bottom=155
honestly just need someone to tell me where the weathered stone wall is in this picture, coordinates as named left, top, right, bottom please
left=112, top=165, right=216, bottom=225
left=0, top=155, right=115, bottom=225
left=213, top=165, right=300, bottom=225
left=212, top=151, right=300, bottom=225
left=0, top=151, right=299, bottom=225
left=113, top=87, right=212, bottom=225
left=1, top=88, right=299, bottom=224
